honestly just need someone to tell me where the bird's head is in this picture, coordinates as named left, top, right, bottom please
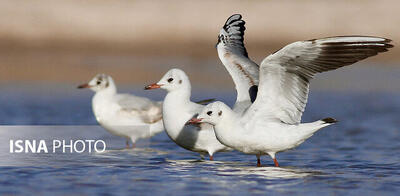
left=145, top=68, right=190, bottom=92
left=192, top=101, right=231, bottom=126
left=77, top=73, right=113, bottom=92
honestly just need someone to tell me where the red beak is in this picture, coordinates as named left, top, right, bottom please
left=144, top=83, right=162, bottom=90
left=77, top=83, right=91, bottom=89
left=187, top=118, right=203, bottom=124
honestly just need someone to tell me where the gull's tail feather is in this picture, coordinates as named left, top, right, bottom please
left=321, top=117, right=338, bottom=124
left=294, top=119, right=337, bottom=146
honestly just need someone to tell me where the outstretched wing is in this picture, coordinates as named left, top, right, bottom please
left=243, top=36, right=393, bottom=124
left=116, top=94, right=162, bottom=124
left=216, top=14, right=259, bottom=113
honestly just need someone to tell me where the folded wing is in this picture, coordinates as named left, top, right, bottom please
left=116, top=94, right=162, bottom=124
left=243, top=36, right=393, bottom=124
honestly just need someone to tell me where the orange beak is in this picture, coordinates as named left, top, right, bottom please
left=77, top=83, right=91, bottom=89
left=187, top=118, right=203, bottom=124
left=144, top=83, right=162, bottom=90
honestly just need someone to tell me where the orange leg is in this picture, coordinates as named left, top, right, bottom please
left=209, top=155, right=213, bottom=161
left=257, top=155, right=261, bottom=167
left=273, top=158, right=280, bottom=167
left=126, top=140, right=135, bottom=149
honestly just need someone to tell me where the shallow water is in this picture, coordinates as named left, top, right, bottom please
left=0, top=88, right=399, bottom=195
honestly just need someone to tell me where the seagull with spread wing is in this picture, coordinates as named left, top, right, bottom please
left=78, top=74, right=164, bottom=148
left=191, top=14, right=393, bottom=167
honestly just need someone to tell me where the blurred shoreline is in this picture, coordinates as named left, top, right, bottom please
left=0, top=0, right=398, bottom=89
left=1, top=62, right=400, bottom=93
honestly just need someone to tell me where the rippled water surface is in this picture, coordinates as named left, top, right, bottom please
left=0, top=88, right=399, bottom=195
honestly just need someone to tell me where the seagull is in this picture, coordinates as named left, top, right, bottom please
left=144, top=69, right=231, bottom=160
left=193, top=17, right=393, bottom=166
left=78, top=73, right=164, bottom=148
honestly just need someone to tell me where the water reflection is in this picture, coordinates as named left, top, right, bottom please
left=215, top=165, right=321, bottom=179
left=165, top=159, right=321, bottom=179
left=97, top=147, right=169, bottom=155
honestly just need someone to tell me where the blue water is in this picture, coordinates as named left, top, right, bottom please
left=0, top=87, right=399, bottom=195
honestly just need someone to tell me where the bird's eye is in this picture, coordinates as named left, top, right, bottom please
left=207, top=111, right=212, bottom=116
left=218, top=111, right=222, bottom=116
left=96, top=81, right=101, bottom=85
left=167, top=78, right=174, bottom=83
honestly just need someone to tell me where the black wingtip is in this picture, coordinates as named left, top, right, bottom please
left=219, top=13, right=248, bottom=57
left=322, top=117, right=338, bottom=124
left=225, top=14, right=242, bottom=25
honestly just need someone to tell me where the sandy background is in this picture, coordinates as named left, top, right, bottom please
left=0, top=0, right=398, bottom=90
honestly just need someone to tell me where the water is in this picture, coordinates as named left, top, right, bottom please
left=0, top=87, right=399, bottom=195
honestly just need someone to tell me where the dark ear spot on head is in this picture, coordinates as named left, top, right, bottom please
left=179, top=80, right=182, bottom=84
left=218, top=111, right=222, bottom=116
left=105, top=81, right=109, bottom=88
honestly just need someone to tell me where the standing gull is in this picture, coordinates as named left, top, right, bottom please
left=145, top=69, right=231, bottom=160
left=78, top=74, right=164, bottom=148
left=193, top=34, right=393, bottom=166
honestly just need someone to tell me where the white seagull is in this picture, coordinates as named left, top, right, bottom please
left=194, top=18, right=393, bottom=166
left=78, top=74, right=164, bottom=148
left=144, top=69, right=231, bottom=160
